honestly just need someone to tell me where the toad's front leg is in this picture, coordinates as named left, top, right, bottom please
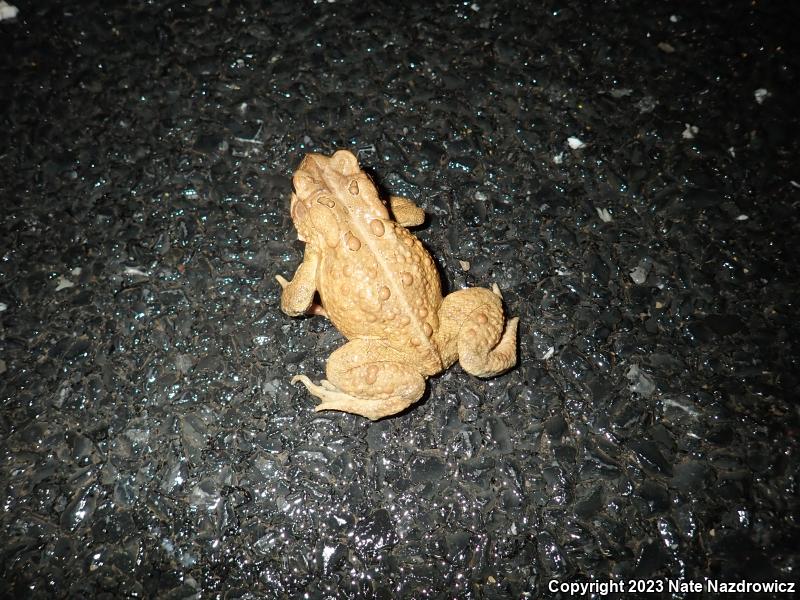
left=389, top=196, right=425, bottom=227
left=275, top=247, right=326, bottom=317
left=292, top=339, right=426, bottom=420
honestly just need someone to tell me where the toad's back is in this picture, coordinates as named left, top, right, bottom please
left=292, top=151, right=443, bottom=375
left=318, top=219, right=443, bottom=375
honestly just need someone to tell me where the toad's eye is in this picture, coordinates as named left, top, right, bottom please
left=317, top=196, right=335, bottom=208
left=292, top=173, right=316, bottom=196
left=348, top=179, right=359, bottom=195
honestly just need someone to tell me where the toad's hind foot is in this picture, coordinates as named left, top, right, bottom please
left=438, top=286, right=519, bottom=378
left=291, top=374, right=360, bottom=412
left=291, top=374, right=417, bottom=421
left=459, top=316, right=519, bottom=378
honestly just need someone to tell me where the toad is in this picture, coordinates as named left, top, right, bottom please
left=276, top=150, right=518, bottom=420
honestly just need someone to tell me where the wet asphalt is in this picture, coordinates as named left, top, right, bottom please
left=1, top=1, right=798, bottom=598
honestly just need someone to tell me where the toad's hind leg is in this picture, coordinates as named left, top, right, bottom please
left=292, top=340, right=426, bottom=420
left=436, top=285, right=519, bottom=378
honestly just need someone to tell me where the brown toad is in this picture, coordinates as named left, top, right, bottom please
left=276, top=149, right=518, bottom=420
